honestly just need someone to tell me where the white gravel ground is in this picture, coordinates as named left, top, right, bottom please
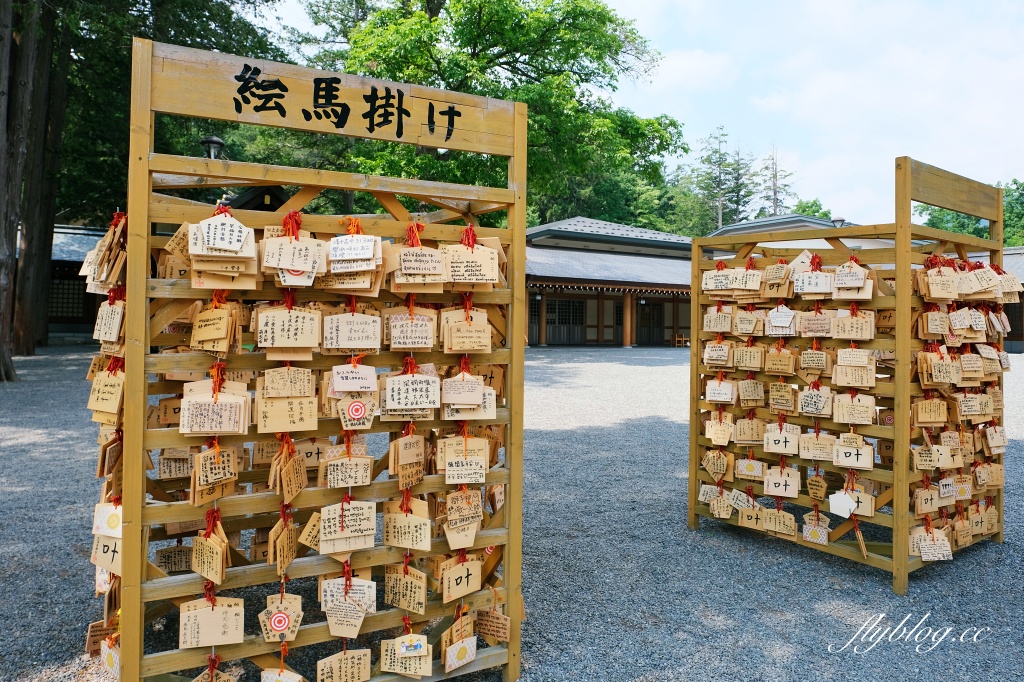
left=1, top=346, right=1021, bottom=681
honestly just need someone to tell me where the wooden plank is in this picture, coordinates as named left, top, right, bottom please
left=142, top=408, right=510, bottom=449
left=823, top=237, right=896, bottom=296
left=148, top=154, right=515, bottom=205
left=151, top=172, right=271, bottom=190
left=688, top=240, right=703, bottom=530
left=144, top=346, right=511, bottom=373
left=370, top=191, right=412, bottom=221
left=142, top=469, right=511, bottom=526
left=277, top=185, right=324, bottom=213
left=910, top=158, right=1001, bottom=221
left=149, top=298, right=194, bottom=336
left=893, top=156, right=914, bottom=595
left=121, top=36, right=154, bottom=682
left=141, top=528, right=508, bottom=602
left=139, top=589, right=508, bottom=676
left=696, top=401, right=895, bottom=440
left=694, top=471, right=894, bottom=529
left=502, top=99, right=527, bottom=682
left=149, top=199, right=507, bottom=244
left=149, top=41, right=515, bottom=157
left=145, top=278, right=512, bottom=303
left=910, top=223, right=1000, bottom=251
left=694, top=507, right=893, bottom=572
left=697, top=249, right=923, bottom=269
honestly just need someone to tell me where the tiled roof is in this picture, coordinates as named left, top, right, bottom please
left=526, top=245, right=691, bottom=287
left=527, top=216, right=691, bottom=251
left=52, top=232, right=102, bottom=262
left=711, top=213, right=840, bottom=236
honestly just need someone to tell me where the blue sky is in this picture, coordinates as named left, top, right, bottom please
left=266, top=0, right=1024, bottom=223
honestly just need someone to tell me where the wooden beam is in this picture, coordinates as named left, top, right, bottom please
left=278, top=185, right=324, bottom=213
left=370, top=191, right=412, bottom=221
left=148, top=154, right=515, bottom=205
left=910, top=158, right=1002, bottom=221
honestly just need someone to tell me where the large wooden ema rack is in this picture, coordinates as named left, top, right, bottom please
left=83, top=39, right=527, bottom=681
left=687, top=158, right=1012, bottom=594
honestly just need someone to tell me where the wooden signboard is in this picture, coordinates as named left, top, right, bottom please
left=105, top=38, right=525, bottom=681
left=689, top=157, right=1006, bottom=595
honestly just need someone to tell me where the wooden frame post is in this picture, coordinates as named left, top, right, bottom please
left=503, top=100, right=528, bottom=682
left=120, top=37, right=154, bottom=681
left=893, top=156, right=913, bottom=595
left=687, top=242, right=703, bottom=530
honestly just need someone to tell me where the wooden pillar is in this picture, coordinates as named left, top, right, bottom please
left=626, top=290, right=634, bottom=346
left=597, top=290, right=605, bottom=345
left=672, top=293, right=679, bottom=338
left=687, top=246, right=702, bottom=529
left=120, top=37, right=153, bottom=681
left=621, top=292, right=632, bottom=347
left=538, top=291, right=547, bottom=346
left=893, top=157, right=912, bottom=595
left=503, top=100, right=528, bottom=682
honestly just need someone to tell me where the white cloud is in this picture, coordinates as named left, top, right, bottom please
left=651, top=49, right=737, bottom=91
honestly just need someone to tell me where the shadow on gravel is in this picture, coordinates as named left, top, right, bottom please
left=518, top=416, right=1022, bottom=681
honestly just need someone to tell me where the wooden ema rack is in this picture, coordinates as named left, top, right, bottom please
left=687, top=157, right=1005, bottom=595
left=119, top=39, right=526, bottom=680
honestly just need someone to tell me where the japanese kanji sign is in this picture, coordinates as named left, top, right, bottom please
left=151, top=43, right=515, bottom=155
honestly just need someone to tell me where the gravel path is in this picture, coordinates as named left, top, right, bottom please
left=1, top=346, right=1022, bottom=681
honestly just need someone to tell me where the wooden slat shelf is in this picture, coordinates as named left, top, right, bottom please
left=688, top=157, right=1007, bottom=595
left=694, top=470, right=894, bottom=529
left=146, top=278, right=514, bottom=304
left=141, top=529, right=509, bottom=602
left=115, top=38, right=527, bottom=682
left=142, top=470, right=512, bottom=525
left=142, top=409, right=512, bottom=448
left=143, top=347, right=512, bottom=373
left=139, top=591, right=508, bottom=676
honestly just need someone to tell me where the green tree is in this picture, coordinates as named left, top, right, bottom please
left=998, top=179, right=1024, bottom=246
left=1, top=0, right=287, bottom=371
left=755, top=145, right=795, bottom=217
left=723, top=147, right=756, bottom=225
left=793, top=197, right=831, bottom=220
left=670, top=126, right=758, bottom=235
left=664, top=167, right=716, bottom=237
left=911, top=204, right=986, bottom=239
left=59, top=0, right=287, bottom=225
left=282, top=0, right=686, bottom=224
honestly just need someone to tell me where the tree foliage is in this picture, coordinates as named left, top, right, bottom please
left=270, top=0, right=687, bottom=225
left=792, top=197, right=831, bottom=220
left=59, top=0, right=287, bottom=224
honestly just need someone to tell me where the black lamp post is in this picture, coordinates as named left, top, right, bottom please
left=200, top=135, right=225, bottom=159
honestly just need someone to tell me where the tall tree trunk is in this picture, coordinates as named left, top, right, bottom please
left=0, top=2, right=41, bottom=380
left=32, top=20, right=71, bottom=349
left=13, top=3, right=55, bottom=355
